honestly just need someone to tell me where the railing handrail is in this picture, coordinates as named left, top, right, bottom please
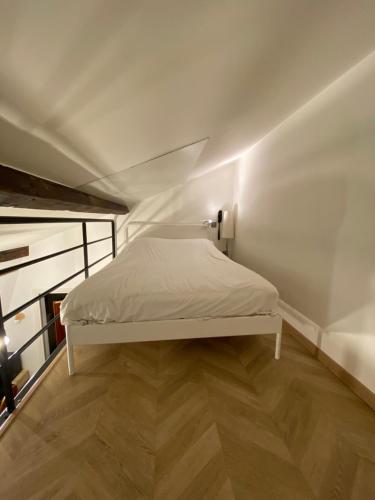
left=8, top=313, right=61, bottom=361
left=0, top=235, right=111, bottom=277
left=2, top=251, right=112, bottom=323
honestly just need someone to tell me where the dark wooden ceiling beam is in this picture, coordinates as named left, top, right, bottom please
left=0, top=164, right=128, bottom=214
left=0, top=246, right=29, bottom=263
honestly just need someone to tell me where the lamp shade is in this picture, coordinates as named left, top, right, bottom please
left=221, top=210, right=234, bottom=239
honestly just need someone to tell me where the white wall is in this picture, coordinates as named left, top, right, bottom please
left=233, top=50, right=375, bottom=392
left=115, top=164, right=236, bottom=252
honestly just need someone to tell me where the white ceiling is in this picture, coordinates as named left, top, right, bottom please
left=1, top=0, right=375, bottom=206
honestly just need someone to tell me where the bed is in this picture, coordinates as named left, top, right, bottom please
left=61, top=223, right=282, bottom=375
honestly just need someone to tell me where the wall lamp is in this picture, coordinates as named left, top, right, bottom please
left=202, top=219, right=217, bottom=228
left=218, top=209, right=235, bottom=256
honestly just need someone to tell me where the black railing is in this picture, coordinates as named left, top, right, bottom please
left=0, top=216, right=116, bottom=426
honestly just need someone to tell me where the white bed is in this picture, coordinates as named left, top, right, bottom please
left=61, top=224, right=282, bottom=375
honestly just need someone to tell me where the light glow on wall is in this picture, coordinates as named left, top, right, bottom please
left=213, top=48, right=375, bottom=173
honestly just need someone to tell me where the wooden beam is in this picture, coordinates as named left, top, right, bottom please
left=0, top=246, right=29, bottom=263
left=0, top=164, right=128, bottom=214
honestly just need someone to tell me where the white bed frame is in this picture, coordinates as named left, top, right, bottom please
left=65, top=221, right=282, bottom=375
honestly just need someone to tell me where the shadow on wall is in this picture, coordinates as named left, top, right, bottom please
left=115, top=184, right=215, bottom=251
left=233, top=48, right=375, bottom=333
left=0, top=1, right=144, bottom=186
left=114, top=184, right=186, bottom=252
left=114, top=164, right=235, bottom=252
left=238, top=158, right=375, bottom=336
left=235, top=160, right=349, bottom=326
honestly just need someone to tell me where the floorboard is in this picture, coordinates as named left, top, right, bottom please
left=0, top=331, right=374, bottom=499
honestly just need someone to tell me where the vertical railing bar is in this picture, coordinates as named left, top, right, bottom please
left=111, top=220, right=116, bottom=258
left=0, top=298, right=15, bottom=413
left=82, top=222, right=89, bottom=279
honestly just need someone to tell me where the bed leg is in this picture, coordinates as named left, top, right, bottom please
left=275, top=331, right=282, bottom=360
left=66, top=329, right=75, bottom=376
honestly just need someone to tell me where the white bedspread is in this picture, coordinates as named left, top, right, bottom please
left=60, top=238, right=278, bottom=325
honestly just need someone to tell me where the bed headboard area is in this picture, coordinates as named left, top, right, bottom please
left=124, top=221, right=213, bottom=244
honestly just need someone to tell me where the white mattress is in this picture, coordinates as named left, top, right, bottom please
left=60, top=238, right=279, bottom=326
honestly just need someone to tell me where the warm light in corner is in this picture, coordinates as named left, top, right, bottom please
left=215, top=144, right=257, bottom=169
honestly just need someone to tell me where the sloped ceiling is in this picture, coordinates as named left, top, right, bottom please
left=1, top=0, right=375, bottom=207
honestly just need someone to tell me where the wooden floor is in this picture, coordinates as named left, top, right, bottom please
left=1, top=329, right=374, bottom=500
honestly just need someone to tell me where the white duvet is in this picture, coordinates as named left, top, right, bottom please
left=60, top=238, right=278, bottom=325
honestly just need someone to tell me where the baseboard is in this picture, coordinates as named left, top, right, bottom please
left=278, top=300, right=375, bottom=412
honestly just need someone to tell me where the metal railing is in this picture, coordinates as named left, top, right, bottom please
left=0, top=216, right=116, bottom=426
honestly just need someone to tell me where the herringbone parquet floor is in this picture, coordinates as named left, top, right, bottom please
left=1, top=328, right=374, bottom=499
